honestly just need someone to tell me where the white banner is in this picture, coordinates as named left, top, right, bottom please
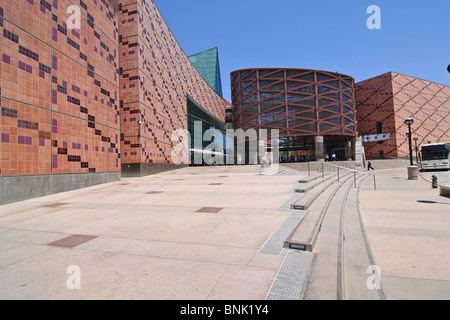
left=361, top=133, right=391, bottom=143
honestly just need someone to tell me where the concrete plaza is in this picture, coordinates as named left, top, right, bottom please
left=0, top=165, right=294, bottom=300
left=0, top=164, right=449, bottom=300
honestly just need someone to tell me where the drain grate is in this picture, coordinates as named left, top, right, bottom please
left=259, top=208, right=312, bottom=300
left=266, top=250, right=313, bottom=300
left=278, top=193, right=304, bottom=212
left=259, top=210, right=305, bottom=256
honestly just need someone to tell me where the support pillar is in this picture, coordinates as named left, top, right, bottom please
left=354, top=137, right=366, bottom=171
left=345, top=140, right=353, bottom=161
left=315, top=136, right=324, bottom=162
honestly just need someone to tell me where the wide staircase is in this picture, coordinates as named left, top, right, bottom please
left=263, top=161, right=386, bottom=300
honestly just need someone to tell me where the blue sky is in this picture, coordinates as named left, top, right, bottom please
left=153, top=0, right=450, bottom=102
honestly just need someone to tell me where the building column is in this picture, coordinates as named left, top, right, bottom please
left=345, top=140, right=353, bottom=161
left=354, top=137, right=366, bottom=171
left=315, top=136, right=324, bottom=162
left=248, top=142, right=258, bottom=165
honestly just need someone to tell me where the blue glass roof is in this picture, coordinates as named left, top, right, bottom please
left=188, top=47, right=223, bottom=98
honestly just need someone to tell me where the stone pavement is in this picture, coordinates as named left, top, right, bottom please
left=359, top=167, right=450, bottom=300
left=0, top=164, right=449, bottom=300
left=0, top=165, right=296, bottom=300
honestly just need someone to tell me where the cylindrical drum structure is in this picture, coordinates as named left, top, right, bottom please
left=230, top=68, right=357, bottom=161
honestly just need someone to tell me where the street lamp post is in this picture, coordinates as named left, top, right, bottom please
left=404, top=118, right=414, bottom=166
left=413, top=137, right=419, bottom=165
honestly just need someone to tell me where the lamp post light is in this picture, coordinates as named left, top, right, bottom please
left=404, top=118, right=414, bottom=166
left=413, top=137, right=419, bottom=164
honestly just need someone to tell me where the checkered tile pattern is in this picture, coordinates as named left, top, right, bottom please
left=0, top=0, right=120, bottom=176
left=355, top=72, right=450, bottom=158
left=119, top=1, right=225, bottom=166
left=1, top=0, right=226, bottom=178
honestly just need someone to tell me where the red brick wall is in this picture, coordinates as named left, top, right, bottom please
left=391, top=72, right=450, bottom=157
left=119, top=0, right=225, bottom=166
left=355, top=72, right=450, bottom=159
left=1, top=0, right=226, bottom=178
left=0, top=0, right=120, bottom=176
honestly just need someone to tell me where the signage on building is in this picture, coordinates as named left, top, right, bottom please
left=361, top=133, right=391, bottom=143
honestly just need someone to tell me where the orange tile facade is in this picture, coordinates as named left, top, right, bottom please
left=1, top=0, right=225, bottom=179
left=119, top=0, right=225, bottom=167
left=1, top=0, right=120, bottom=176
left=355, top=72, right=450, bottom=159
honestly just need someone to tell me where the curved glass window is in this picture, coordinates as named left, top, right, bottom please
left=231, top=68, right=356, bottom=137
left=318, top=85, right=335, bottom=94
left=317, top=74, right=333, bottom=81
left=318, top=98, right=334, bottom=107
left=293, top=73, right=315, bottom=81
left=298, top=85, right=315, bottom=94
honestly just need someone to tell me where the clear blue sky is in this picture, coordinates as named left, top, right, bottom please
left=153, top=0, right=450, bottom=102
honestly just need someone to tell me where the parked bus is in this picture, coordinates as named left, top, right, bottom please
left=420, top=143, right=450, bottom=171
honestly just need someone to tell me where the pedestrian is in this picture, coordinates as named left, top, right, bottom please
left=368, top=159, right=374, bottom=171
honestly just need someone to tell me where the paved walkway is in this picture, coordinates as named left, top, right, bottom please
left=0, top=165, right=296, bottom=300
left=359, top=168, right=450, bottom=300
left=0, top=164, right=449, bottom=300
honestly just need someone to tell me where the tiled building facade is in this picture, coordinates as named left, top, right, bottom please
left=0, top=0, right=226, bottom=204
left=355, top=72, right=450, bottom=159
left=1, top=1, right=448, bottom=205
left=0, top=0, right=121, bottom=204
left=119, top=0, right=225, bottom=176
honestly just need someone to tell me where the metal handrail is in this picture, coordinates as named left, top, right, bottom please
left=318, top=162, right=376, bottom=190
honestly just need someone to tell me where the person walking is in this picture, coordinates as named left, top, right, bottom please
left=368, top=159, right=374, bottom=171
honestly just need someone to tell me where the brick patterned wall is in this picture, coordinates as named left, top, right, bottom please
left=1, top=0, right=226, bottom=179
left=0, top=0, right=120, bottom=176
left=355, top=72, right=450, bottom=159
left=391, top=72, right=450, bottom=157
left=119, top=0, right=225, bottom=166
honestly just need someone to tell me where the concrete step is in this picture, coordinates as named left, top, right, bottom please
left=300, top=177, right=356, bottom=299
left=298, top=173, right=329, bottom=184
left=290, top=173, right=351, bottom=210
left=285, top=174, right=354, bottom=252
left=295, top=173, right=338, bottom=193
left=258, top=165, right=303, bottom=176
left=341, top=176, right=384, bottom=300
left=300, top=174, right=384, bottom=300
left=280, top=161, right=356, bottom=173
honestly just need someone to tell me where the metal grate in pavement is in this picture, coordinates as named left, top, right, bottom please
left=259, top=210, right=306, bottom=256
left=266, top=250, right=313, bottom=300
left=278, top=193, right=304, bottom=211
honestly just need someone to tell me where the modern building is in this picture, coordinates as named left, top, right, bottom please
left=0, top=0, right=121, bottom=205
left=224, top=100, right=232, bottom=130
left=119, top=1, right=225, bottom=176
left=230, top=68, right=357, bottom=162
left=355, top=72, right=450, bottom=159
left=188, top=47, right=223, bottom=98
left=0, top=0, right=226, bottom=204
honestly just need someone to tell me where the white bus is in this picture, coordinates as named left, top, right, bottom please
left=420, top=143, right=450, bottom=171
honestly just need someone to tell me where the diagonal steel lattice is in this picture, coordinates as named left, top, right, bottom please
left=230, top=68, right=357, bottom=138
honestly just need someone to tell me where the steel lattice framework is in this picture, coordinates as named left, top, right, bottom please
left=230, top=68, right=357, bottom=138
